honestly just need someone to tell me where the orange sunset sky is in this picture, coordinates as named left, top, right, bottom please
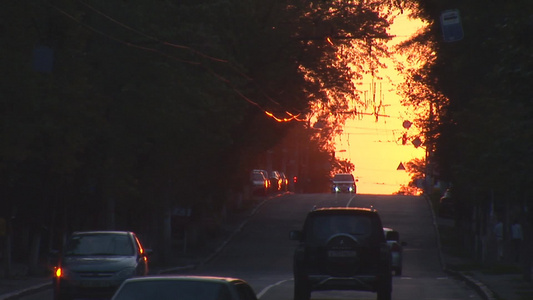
left=334, top=13, right=427, bottom=195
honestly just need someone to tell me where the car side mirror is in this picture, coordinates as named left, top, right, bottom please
left=290, top=230, right=302, bottom=241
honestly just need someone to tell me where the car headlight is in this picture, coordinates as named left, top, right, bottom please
left=116, top=267, right=136, bottom=279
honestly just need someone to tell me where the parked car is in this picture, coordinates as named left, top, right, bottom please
left=252, top=169, right=271, bottom=193
left=111, top=275, right=258, bottom=300
left=438, top=188, right=454, bottom=218
left=331, top=173, right=357, bottom=193
left=290, top=207, right=392, bottom=300
left=279, top=171, right=289, bottom=191
left=52, top=231, right=152, bottom=300
left=383, top=227, right=406, bottom=276
left=269, top=170, right=282, bottom=192
left=250, top=171, right=269, bottom=195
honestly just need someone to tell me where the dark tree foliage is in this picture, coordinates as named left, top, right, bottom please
left=1, top=0, right=405, bottom=268
left=399, top=0, right=533, bottom=269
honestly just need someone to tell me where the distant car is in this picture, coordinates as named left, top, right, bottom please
left=269, top=170, right=282, bottom=191
left=331, top=173, right=357, bottom=193
left=438, top=189, right=454, bottom=218
left=290, top=207, right=392, bottom=300
left=250, top=171, right=269, bottom=195
left=383, top=227, right=406, bottom=276
left=53, top=231, right=152, bottom=300
left=252, top=169, right=271, bottom=192
left=111, top=275, right=258, bottom=300
left=279, top=172, right=289, bottom=191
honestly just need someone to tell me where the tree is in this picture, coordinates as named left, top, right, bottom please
left=400, top=0, right=533, bottom=272
left=1, top=0, right=413, bottom=269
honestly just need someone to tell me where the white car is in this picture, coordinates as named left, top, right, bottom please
left=383, top=227, right=406, bottom=276
left=112, top=275, right=258, bottom=300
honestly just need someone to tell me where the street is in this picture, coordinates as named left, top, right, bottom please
left=22, top=193, right=481, bottom=300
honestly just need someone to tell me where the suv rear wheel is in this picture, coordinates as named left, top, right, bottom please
left=377, top=287, right=392, bottom=300
left=376, top=275, right=392, bottom=300
left=294, top=277, right=311, bottom=300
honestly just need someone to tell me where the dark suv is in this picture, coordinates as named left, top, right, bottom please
left=290, top=207, right=392, bottom=300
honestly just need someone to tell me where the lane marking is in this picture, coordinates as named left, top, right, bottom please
left=347, top=194, right=356, bottom=207
left=257, top=278, right=293, bottom=299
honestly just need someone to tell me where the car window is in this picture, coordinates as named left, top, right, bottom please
left=333, top=174, right=354, bottom=181
left=65, top=234, right=134, bottom=256
left=114, top=280, right=231, bottom=300
left=307, top=215, right=372, bottom=244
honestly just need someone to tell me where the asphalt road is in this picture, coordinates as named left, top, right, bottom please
left=23, top=193, right=481, bottom=300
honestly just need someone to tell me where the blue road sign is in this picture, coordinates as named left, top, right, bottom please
left=440, top=9, right=464, bottom=42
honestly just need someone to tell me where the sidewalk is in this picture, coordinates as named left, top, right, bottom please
left=437, top=220, right=533, bottom=300
left=0, top=194, right=274, bottom=300
left=433, top=198, right=533, bottom=300
left=2, top=194, right=533, bottom=300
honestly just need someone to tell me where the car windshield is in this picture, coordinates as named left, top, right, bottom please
left=65, top=233, right=134, bottom=256
left=113, top=280, right=232, bottom=300
left=308, top=215, right=372, bottom=244
left=333, top=174, right=354, bottom=181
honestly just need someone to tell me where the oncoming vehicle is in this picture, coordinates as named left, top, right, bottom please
left=53, top=231, right=152, bottom=300
left=290, top=207, right=392, bottom=300
left=111, top=275, right=258, bottom=300
left=331, top=173, right=357, bottom=193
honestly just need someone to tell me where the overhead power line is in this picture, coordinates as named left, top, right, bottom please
left=47, top=1, right=304, bottom=123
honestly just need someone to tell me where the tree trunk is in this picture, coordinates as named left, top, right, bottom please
left=28, top=230, right=41, bottom=275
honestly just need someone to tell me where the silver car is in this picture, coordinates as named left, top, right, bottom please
left=52, top=231, right=152, bottom=300
left=112, top=275, right=258, bottom=300
left=383, top=227, right=406, bottom=276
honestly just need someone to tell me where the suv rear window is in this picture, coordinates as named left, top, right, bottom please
left=307, top=215, right=373, bottom=244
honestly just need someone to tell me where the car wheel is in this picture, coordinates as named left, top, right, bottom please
left=294, top=277, right=311, bottom=300
left=54, top=291, right=72, bottom=300
left=377, top=288, right=391, bottom=300
left=376, top=275, right=392, bottom=300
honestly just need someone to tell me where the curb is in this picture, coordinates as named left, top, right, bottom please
left=425, top=194, right=496, bottom=300
left=0, top=281, right=51, bottom=300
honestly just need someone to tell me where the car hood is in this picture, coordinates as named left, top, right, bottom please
left=62, top=256, right=137, bottom=271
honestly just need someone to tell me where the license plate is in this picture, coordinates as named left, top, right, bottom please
left=328, top=250, right=357, bottom=258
